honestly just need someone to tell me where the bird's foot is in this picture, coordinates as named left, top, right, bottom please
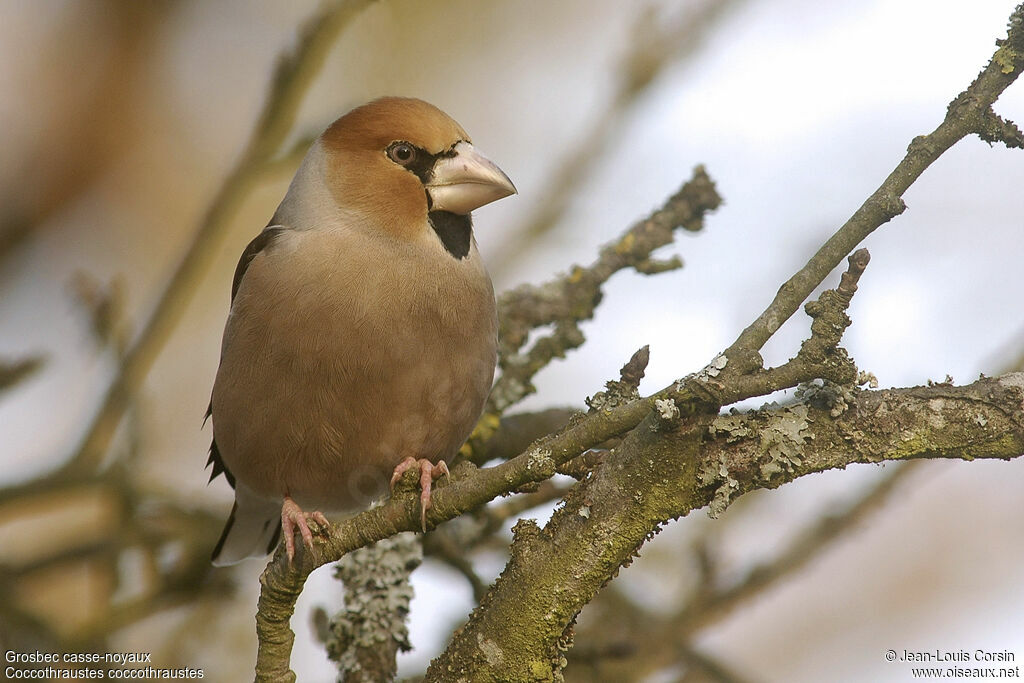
left=390, top=457, right=450, bottom=532
left=280, top=495, right=330, bottom=564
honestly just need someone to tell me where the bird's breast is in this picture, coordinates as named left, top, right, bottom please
left=212, top=225, right=497, bottom=510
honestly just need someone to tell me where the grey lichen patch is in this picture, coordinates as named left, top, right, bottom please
left=655, top=398, right=679, bottom=420
left=999, top=372, right=1024, bottom=408
left=796, top=378, right=857, bottom=417
left=703, top=403, right=813, bottom=513
left=673, top=354, right=729, bottom=395
left=698, top=459, right=739, bottom=519
left=526, top=448, right=556, bottom=477
left=759, top=404, right=811, bottom=479
left=653, top=398, right=681, bottom=431
left=477, top=634, right=505, bottom=667
left=709, top=410, right=752, bottom=442
left=927, top=399, right=947, bottom=429
left=701, top=354, right=728, bottom=379
left=326, top=532, right=422, bottom=676
left=586, top=382, right=637, bottom=412
left=697, top=448, right=738, bottom=519
left=584, top=391, right=615, bottom=412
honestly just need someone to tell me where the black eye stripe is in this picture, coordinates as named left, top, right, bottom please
left=386, top=141, right=442, bottom=184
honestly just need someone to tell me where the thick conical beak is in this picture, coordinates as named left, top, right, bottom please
left=426, top=141, right=516, bottom=215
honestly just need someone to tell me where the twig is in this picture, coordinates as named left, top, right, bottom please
left=723, top=8, right=1024, bottom=371
left=488, top=166, right=722, bottom=415
left=676, top=643, right=758, bottom=683
left=0, top=356, right=45, bottom=394
left=424, top=369, right=1024, bottom=681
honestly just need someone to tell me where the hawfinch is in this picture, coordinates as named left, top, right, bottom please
left=207, top=97, right=516, bottom=565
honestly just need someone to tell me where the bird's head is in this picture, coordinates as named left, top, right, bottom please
left=311, top=97, right=516, bottom=244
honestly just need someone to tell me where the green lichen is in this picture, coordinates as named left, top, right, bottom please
left=995, top=47, right=1018, bottom=74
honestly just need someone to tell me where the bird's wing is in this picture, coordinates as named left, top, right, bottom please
left=205, top=225, right=288, bottom=488
left=230, top=226, right=287, bottom=302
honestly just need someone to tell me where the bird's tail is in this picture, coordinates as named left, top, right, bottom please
left=211, top=487, right=281, bottom=566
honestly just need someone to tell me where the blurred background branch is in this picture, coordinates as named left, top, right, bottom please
left=491, top=0, right=743, bottom=279
left=0, top=0, right=378, bottom=675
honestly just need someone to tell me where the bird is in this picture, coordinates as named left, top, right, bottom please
left=206, top=97, right=516, bottom=565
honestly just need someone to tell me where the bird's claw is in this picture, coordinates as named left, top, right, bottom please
left=281, top=495, right=329, bottom=564
left=390, top=457, right=449, bottom=532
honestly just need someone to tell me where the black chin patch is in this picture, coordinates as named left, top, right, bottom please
left=428, top=211, right=472, bottom=259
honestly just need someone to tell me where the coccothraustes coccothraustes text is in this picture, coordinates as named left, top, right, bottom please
left=206, top=97, right=516, bottom=565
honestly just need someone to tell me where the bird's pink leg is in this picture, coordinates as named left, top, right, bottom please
left=390, top=457, right=450, bottom=532
left=280, top=495, right=330, bottom=564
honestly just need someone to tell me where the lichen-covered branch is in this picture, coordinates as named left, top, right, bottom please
left=324, top=533, right=421, bottom=682
left=255, top=383, right=664, bottom=679
left=424, top=374, right=1024, bottom=681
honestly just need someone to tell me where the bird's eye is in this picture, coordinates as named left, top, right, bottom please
left=387, top=142, right=416, bottom=166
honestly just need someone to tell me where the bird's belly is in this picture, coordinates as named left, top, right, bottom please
left=212, top=277, right=496, bottom=511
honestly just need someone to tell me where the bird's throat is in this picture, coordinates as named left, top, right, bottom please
left=428, top=210, right=472, bottom=259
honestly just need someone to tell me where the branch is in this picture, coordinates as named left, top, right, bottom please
left=0, top=356, right=45, bottom=394
left=424, top=374, right=1024, bottom=680
left=324, top=533, right=421, bottom=682
left=252, top=255, right=1015, bottom=677
left=254, top=380, right=660, bottom=680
